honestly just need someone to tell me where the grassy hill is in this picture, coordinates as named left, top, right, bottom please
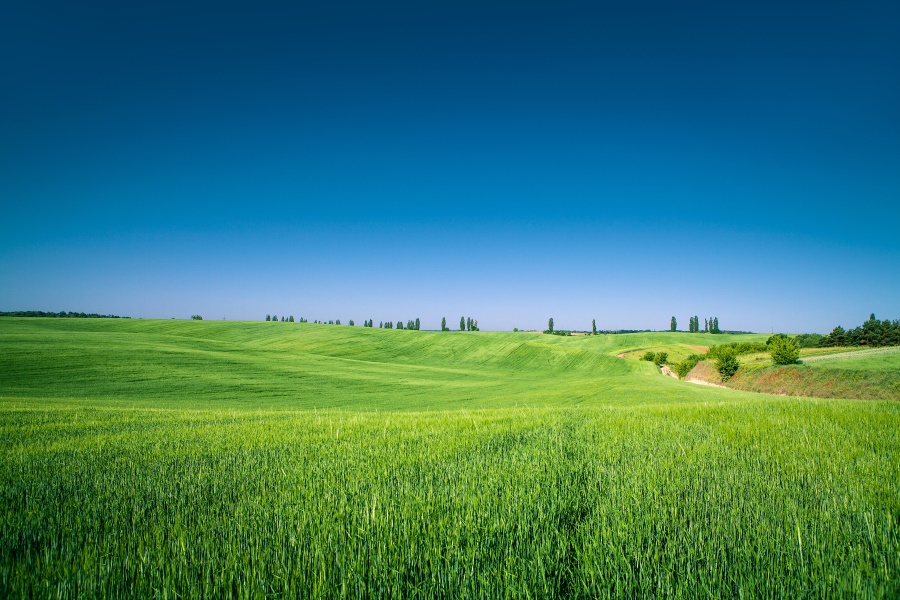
left=1, top=318, right=898, bottom=597
left=0, top=318, right=768, bottom=410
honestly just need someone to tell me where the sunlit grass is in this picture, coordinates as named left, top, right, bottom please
left=0, top=318, right=898, bottom=597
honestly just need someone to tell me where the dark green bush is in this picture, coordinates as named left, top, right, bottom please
left=769, top=336, right=800, bottom=365
left=716, top=351, right=740, bottom=380
left=706, top=342, right=767, bottom=360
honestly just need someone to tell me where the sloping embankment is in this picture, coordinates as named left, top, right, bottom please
left=726, top=364, right=900, bottom=400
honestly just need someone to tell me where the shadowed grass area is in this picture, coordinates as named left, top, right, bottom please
left=0, top=318, right=898, bottom=597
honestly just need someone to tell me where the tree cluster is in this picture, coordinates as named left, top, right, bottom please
left=1, top=310, right=128, bottom=319
left=819, top=314, right=900, bottom=348
left=459, top=317, right=478, bottom=331
left=191, top=315, right=203, bottom=320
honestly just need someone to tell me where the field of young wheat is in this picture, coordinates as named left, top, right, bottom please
left=1, top=318, right=897, bottom=597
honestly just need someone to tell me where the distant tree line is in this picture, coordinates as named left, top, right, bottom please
left=0, top=310, right=128, bottom=319
left=820, top=314, right=900, bottom=348
left=266, top=315, right=297, bottom=322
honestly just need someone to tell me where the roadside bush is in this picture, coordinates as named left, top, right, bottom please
left=642, top=351, right=656, bottom=362
left=674, top=354, right=702, bottom=379
left=769, top=335, right=800, bottom=365
left=716, top=351, right=740, bottom=380
left=794, top=333, right=824, bottom=348
left=706, top=342, right=767, bottom=359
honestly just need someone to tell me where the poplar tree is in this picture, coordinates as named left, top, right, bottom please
left=415, top=318, right=420, bottom=331
left=592, top=319, right=597, bottom=335
left=460, top=316, right=465, bottom=331
left=548, top=317, right=554, bottom=333
left=442, top=317, right=447, bottom=331
left=670, top=316, right=677, bottom=332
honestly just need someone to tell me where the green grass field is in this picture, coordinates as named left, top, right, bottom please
left=800, top=346, right=900, bottom=370
left=1, top=318, right=898, bottom=598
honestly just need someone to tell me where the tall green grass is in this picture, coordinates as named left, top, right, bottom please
left=1, top=319, right=898, bottom=597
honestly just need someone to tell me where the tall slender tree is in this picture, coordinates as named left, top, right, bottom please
left=670, top=316, right=677, bottom=332
left=548, top=317, right=554, bottom=333
left=592, top=319, right=597, bottom=335
left=441, top=317, right=447, bottom=331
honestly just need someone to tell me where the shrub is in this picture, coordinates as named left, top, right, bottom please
left=642, top=351, right=656, bottom=362
left=716, top=351, right=740, bottom=380
left=705, top=342, right=767, bottom=360
left=794, top=333, right=824, bottom=348
left=674, top=354, right=702, bottom=379
left=653, top=352, right=668, bottom=366
left=769, top=335, right=800, bottom=365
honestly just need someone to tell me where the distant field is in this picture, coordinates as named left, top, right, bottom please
left=800, top=345, right=900, bottom=370
left=1, top=319, right=897, bottom=597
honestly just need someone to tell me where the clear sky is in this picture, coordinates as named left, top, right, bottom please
left=2, top=1, right=898, bottom=332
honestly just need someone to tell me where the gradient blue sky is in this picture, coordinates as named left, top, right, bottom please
left=2, top=1, right=898, bottom=332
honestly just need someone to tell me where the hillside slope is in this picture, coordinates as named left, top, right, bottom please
left=0, top=318, right=762, bottom=410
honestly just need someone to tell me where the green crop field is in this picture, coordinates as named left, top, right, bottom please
left=800, top=346, right=900, bottom=371
left=1, top=318, right=898, bottom=598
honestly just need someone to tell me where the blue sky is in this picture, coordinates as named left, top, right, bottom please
left=2, top=1, right=898, bottom=332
